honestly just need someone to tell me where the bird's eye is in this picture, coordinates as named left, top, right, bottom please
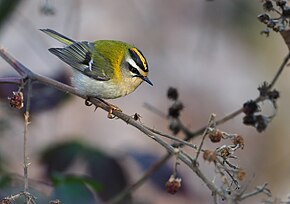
left=128, top=64, right=140, bottom=75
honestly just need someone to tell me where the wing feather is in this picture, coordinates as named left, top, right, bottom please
left=49, top=41, right=112, bottom=81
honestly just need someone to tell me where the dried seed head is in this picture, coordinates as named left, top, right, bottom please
left=276, top=0, right=287, bottom=7
left=8, top=91, right=24, bottom=109
left=203, top=150, right=217, bottom=163
left=236, top=169, right=246, bottom=181
left=168, top=101, right=183, bottom=118
left=258, top=81, right=269, bottom=97
left=167, top=87, right=178, bottom=100
left=255, top=115, right=268, bottom=132
left=243, top=115, right=256, bottom=126
left=263, top=0, right=274, bottom=11
left=233, top=135, right=245, bottom=149
left=165, top=175, right=182, bottom=194
left=243, top=100, right=259, bottom=115
left=208, top=130, right=223, bottom=143
left=268, top=89, right=280, bottom=100
left=0, top=199, right=12, bottom=204
left=220, top=147, right=231, bottom=159
left=169, top=119, right=180, bottom=135
left=257, top=13, right=271, bottom=23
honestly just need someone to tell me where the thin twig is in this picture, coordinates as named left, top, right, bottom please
left=213, top=192, right=219, bottom=204
left=143, top=102, right=167, bottom=118
left=23, top=79, right=31, bottom=195
left=195, top=114, right=216, bottom=160
left=0, top=48, right=32, bottom=77
left=0, top=76, right=23, bottom=85
left=145, top=126, right=198, bottom=150
left=268, top=51, right=290, bottom=89
left=107, top=154, right=171, bottom=204
left=238, top=183, right=271, bottom=201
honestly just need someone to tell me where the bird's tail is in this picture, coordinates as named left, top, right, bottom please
left=40, top=29, right=76, bottom=45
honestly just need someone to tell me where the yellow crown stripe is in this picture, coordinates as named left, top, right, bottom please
left=131, top=47, right=147, bottom=70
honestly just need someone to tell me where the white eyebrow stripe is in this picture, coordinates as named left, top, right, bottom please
left=127, top=58, right=139, bottom=69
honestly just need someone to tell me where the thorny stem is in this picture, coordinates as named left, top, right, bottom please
left=23, top=79, right=31, bottom=195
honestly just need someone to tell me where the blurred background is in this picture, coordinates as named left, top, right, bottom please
left=0, top=0, right=289, bottom=203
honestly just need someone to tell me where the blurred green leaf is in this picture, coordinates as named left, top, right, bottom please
left=51, top=174, right=100, bottom=204
left=85, top=149, right=130, bottom=202
left=40, top=140, right=84, bottom=176
left=0, top=0, right=22, bottom=30
left=0, top=174, right=11, bottom=188
left=41, top=140, right=130, bottom=203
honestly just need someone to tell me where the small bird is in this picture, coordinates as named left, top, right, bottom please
left=41, top=29, right=152, bottom=117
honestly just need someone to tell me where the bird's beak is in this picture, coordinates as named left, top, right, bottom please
left=142, top=76, right=153, bottom=86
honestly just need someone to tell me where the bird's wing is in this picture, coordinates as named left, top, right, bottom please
left=49, top=41, right=113, bottom=81
left=40, top=29, right=76, bottom=45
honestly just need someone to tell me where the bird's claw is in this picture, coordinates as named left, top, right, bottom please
left=84, top=97, right=121, bottom=119
left=85, top=98, right=93, bottom=106
left=107, top=104, right=122, bottom=119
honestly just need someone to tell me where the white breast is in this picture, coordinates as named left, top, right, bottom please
left=71, top=70, right=143, bottom=99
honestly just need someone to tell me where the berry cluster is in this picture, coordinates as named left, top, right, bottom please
left=167, top=87, right=184, bottom=135
left=242, top=82, right=279, bottom=132
left=258, top=0, right=290, bottom=35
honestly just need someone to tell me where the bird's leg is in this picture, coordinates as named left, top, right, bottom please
left=84, top=97, right=121, bottom=119
left=98, top=98, right=122, bottom=119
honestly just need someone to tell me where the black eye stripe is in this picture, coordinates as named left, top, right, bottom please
left=128, top=63, right=140, bottom=75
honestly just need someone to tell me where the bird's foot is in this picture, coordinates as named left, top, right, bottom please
left=85, top=97, right=121, bottom=119
left=85, top=97, right=99, bottom=112
left=107, top=103, right=122, bottom=119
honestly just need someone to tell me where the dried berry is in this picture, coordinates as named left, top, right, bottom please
left=255, top=115, right=268, bottom=132
left=233, top=135, right=245, bottom=149
left=236, top=169, right=246, bottom=181
left=263, top=0, right=274, bottom=11
left=168, top=101, right=183, bottom=118
left=257, top=13, right=271, bottom=23
left=0, top=199, right=12, bottom=204
left=267, top=19, right=276, bottom=29
left=258, top=82, right=269, bottom=97
left=8, top=91, right=24, bottom=109
left=268, top=89, right=280, bottom=100
left=276, top=0, right=287, bottom=7
left=165, top=175, right=182, bottom=194
left=243, top=115, right=256, bottom=126
left=243, top=100, right=259, bottom=115
left=261, top=28, right=270, bottom=37
left=203, top=150, right=217, bottom=162
left=169, top=119, right=180, bottom=135
left=220, top=147, right=231, bottom=159
left=167, top=87, right=178, bottom=100
left=208, top=130, right=222, bottom=143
